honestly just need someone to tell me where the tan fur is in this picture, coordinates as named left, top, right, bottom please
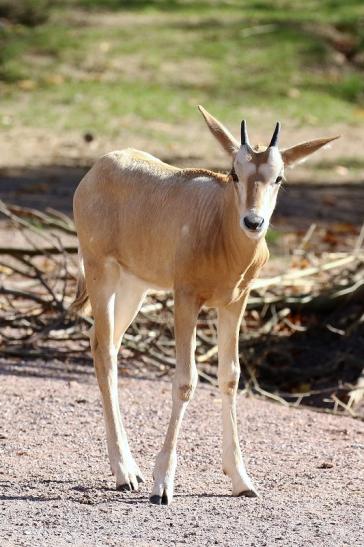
left=198, top=105, right=239, bottom=156
left=74, top=149, right=268, bottom=308
left=70, top=254, right=89, bottom=314
left=282, top=136, right=340, bottom=166
left=70, top=274, right=89, bottom=314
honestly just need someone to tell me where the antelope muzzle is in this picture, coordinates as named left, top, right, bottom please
left=243, top=213, right=264, bottom=232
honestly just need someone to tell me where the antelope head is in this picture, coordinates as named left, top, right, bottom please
left=198, top=105, right=339, bottom=240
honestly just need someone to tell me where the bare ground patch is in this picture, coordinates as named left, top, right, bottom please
left=0, top=369, right=363, bottom=546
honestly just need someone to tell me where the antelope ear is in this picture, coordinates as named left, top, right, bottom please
left=281, top=136, right=340, bottom=167
left=198, top=105, right=239, bottom=157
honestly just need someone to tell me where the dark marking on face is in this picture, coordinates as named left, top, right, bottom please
left=245, top=178, right=259, bottom=210
left=240, top=149, right=279, bottom=210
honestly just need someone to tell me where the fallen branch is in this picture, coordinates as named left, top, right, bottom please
left=253, top=253, right=363, bottom=290
left=0, top=245, right=78, bottom=256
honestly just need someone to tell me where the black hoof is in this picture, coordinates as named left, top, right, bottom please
left=238, top=489, right=258, bottom=498
left=150, top=495, right=162, bottom=505
left=137, top=475, right=144, bottom=484
left=116, top=483, right=132, bottom=492
left=150, top=491, right=169, bottom=505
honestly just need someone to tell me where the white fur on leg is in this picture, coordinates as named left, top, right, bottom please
left=150, top=390, right=190, bottom=505
left=150, top=375, right=197, bottom=504
left=150, top=292, right=199, bottom=505
left=221, top=391, right=258, bottom=497
left=218, top=300, right=258, bottom=498
left=150, top=449, right=177, bottom=504
left=114, top=457, right=144, bottom=491
left=88, top=265, right=147, bottom=492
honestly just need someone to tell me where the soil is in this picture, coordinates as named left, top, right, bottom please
left=0, top=122, right=363, bottom=182
left=1, top=359, right=363, bottom=546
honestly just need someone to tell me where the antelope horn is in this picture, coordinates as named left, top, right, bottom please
left=241, top=120, right=251, bottom=147
left=269, top=122, right=281, bottom=147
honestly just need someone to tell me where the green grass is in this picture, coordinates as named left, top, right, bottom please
left=265, top=228, right=282, bottom=246
left=315, top=157, right=364, bottom=171
left=0, top=0, right=363, bottom=136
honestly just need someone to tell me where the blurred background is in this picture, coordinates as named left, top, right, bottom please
left=0, top=0, right=363, bottom=177
left=0, top=0, right=363, bottom=413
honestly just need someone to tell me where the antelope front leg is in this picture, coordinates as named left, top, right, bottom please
left=218, top=295, right=258, bottom=497
left=150, top=289, right=200, bottom=505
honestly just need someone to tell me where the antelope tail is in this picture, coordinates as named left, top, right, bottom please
left=69, top=252, right=90, bottom=315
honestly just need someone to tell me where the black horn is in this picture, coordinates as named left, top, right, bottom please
left=241, top=119, right=250, bottom=147
left=268, top=122, right=281, bottom=148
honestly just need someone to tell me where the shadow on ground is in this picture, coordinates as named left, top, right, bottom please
left=0, top=357, right=94, bottom=383
left=240, top=308, right=364, bottom=410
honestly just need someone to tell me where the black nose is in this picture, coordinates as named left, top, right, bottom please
left=243, top=213, right=264, bottom=231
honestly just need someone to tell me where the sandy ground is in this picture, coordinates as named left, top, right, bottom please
left=0, top=359, right=363, bottom=546
left=0, top=122, right=363, bottom=184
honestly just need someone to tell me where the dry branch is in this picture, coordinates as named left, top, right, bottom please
left=0, top=245, right=78, bottom=256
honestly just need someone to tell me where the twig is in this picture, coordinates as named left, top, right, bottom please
left=253, top=253, right=363, bottom=290
left=252, top=383, right=290, bottom=407
left=331, top=394, right=357, bottom=418
left=197, top=345, right=218, bottom=363
left=0, top=200, right=64, bottom=252
left=0, top=286, right=56, bottom=308
left=295, top=223, right=317, bottom=255
left=0, top=246, right=78, bottom=256
left=354, top=223, right=364, bottom=254
left=16, top=255, right=63, bottom=310
left=198, top=370, right=218, bottom=386
left=6, top=204, right=76, bottom=235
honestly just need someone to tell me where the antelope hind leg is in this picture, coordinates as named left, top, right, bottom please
left=87, top=261, right=147, bottom=491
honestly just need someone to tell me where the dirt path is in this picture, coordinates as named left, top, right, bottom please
left=1, top=360, right=363, bottom=546
left=0, top=122, right=363, bottom=183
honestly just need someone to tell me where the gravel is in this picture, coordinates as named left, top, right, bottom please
left=0, top=361, right=363, bottom=546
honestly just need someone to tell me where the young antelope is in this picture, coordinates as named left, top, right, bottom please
left=71, top=106, right=338, bottom=505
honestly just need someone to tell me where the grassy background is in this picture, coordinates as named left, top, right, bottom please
left=0, top=0, right=363, bottom=143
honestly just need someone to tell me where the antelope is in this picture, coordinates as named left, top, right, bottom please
left=71, top=106, right=338, bottom=505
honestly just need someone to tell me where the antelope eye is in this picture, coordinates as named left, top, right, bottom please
left=275, top=176, right=282, bottom=184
